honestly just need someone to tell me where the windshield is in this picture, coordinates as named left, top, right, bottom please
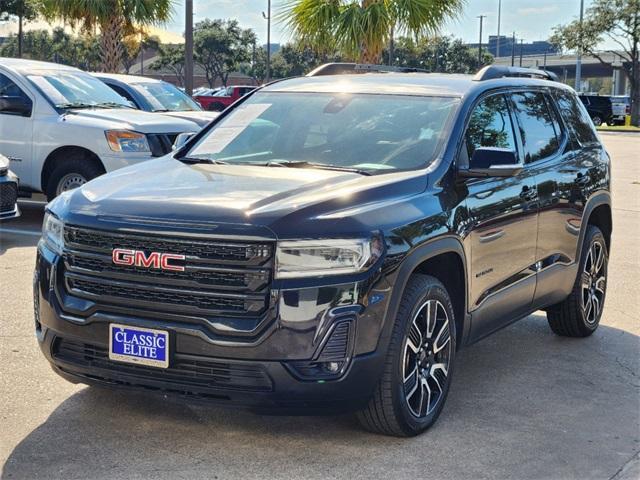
left=186, top=92, right=458, bottom=173
left=132, top=81, right=202, bottom=112
left=27, top=71, right=131, bottom=109
left=213, top=87, right=232, bottom=97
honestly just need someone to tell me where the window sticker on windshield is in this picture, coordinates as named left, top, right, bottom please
left=191, top=103, right=271, bottom=155
left=28, top=76, right=67, bottom=104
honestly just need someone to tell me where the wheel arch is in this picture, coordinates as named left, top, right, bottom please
left=41, top=146, right=105, bottom=193
left=578, top=192, right=612, bottom=259
left=382, top=236, right=470, bottom=351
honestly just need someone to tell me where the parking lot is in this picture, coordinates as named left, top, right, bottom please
left=0, top=132, right=638, bottom=480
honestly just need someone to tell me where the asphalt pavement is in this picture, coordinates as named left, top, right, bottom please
left=1, top=133, right=638, bottom=480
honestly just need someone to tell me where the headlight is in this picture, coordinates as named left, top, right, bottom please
left=275, top=238, right=382, bottom=279
left=42, top=212, right=64, bottom=255
left=105, top=130, right=150, bottom=153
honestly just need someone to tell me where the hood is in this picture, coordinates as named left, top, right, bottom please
left=63, top=108, right=198, bottom=134
left=160, top=110, right=219, bottom=128
left=53, top=156, right=428, bottom=237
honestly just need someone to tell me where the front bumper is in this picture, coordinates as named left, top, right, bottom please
left=34, top=241, right=392, bottom=413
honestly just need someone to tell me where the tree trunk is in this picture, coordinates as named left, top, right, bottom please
left=100, top=16, right=124, bottom=72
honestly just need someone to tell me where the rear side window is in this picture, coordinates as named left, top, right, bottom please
left=510, top=91, right=560, bottom=163
left=555, top=91, right=599, bottom=146
left=465, top=94, right=517, bottom=159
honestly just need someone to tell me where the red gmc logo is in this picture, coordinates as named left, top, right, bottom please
left=112, top=248, right=186, bottom=272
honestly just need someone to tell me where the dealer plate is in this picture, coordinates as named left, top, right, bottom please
left=109, top=323, right=169, bottom=368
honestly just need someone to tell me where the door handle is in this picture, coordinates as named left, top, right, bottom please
left=479, top=229, right=505, bottom=243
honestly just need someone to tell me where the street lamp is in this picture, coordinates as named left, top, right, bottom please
left=575, top=0, right=585, bottom=92
left=185, top=0, right=194, bottom=95
left=262, top=0, right=271, bottom=83
left=477, top=15, right=486, bottom=67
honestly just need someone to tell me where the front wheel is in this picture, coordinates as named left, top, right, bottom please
left=356, top=274, right=456, bottom=436
left=546, top=225, right=608, bottom=337
left=45, top=153, right=105, bottom=201
left=591, top=115, right=603, bottom=126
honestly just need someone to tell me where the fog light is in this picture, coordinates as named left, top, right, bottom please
left=323, top=362, right=341, bottom=374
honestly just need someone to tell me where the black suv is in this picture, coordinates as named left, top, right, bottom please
left=35, top=65, right=612, bottom=437
left=579, top=94, right=613, bottom=126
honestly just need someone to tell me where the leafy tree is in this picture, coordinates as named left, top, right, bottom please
left=280, top=0, right=466, bottom=63
left=0, top=0, right=40, bottom=57
left=0, top=27, right=101, bottom=69
left=40, top=0, right=173, bottom=73
left=151, top=43, right=186, bottom=86
left=383, top=36, right=492, bottom=73
left=194, top=19, right=255, bottom=87
left=551, top=0, right=640, bottom=125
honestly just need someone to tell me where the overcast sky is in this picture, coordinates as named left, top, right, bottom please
left=167, top=0, right=595, bottom=46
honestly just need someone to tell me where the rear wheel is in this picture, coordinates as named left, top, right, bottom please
left=546, top=225, right=608, bottom=337
left=45, top=153, right=105, bottom=201
left=591, top=114, right=603, bottom=126
left=356, top=274, right=456, bottom=436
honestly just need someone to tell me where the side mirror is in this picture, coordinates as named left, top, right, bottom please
left=0, top=96, right=32, bottom=117
left=173, top=132, right=195, bottom=150
left=459, top=147, right=523, bottom=178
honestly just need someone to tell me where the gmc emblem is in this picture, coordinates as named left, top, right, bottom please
left=112, top=248, right=186, bottom=272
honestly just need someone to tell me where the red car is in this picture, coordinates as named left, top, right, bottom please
left=194, top=85, right=256, bottom=111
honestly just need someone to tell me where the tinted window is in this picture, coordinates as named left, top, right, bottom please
left=0, top=73, right=32, bottom=115
left=465, top=94, right=517, bottom=159
left=555, top=90, right=599, bottom=146
left=511, top=91, right=560, bottom=163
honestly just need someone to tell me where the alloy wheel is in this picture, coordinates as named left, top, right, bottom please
left=581, top=240, right=606, bottom=324
left=402, top=299, right=452, bottom=418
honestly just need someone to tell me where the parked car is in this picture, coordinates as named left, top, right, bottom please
left=0, top=153, right=19, bottom=221
left=36, top=64, right=611, bottom=437
left=92, top=73, right=219, bottom=128
left=194, top=85, right=256, bottom=111
left=578, top=94, right=613, bottom=126
left=0, top=58, right=198, bottom=200
left=610, top=96, right=631, bottom=125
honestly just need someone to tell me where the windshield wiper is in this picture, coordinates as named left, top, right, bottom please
left=56, top=102, right=99, bottom=110
left=152, top=108, right=170, bottom=112
left=262, top=160, right=372, bottom=176
left=179, top=157, right=229, bottom=165
left=56, top=101, right=133, bottom=110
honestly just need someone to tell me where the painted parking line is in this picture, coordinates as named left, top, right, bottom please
left=0, top=228, right=41, bottom=237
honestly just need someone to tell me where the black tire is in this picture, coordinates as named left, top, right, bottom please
left=591, top=114, right=603, bottom=126
left=546, top=225, right=608, bottom=337
left=45, top=153, right=105, bottom=201
left=356, top=274, right=456, bottom=437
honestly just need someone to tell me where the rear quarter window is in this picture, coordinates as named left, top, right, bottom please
left=554, top=90, right=599, bottom=146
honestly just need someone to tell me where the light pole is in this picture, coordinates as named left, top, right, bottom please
left=511, top=32, right=516, bottom=66
left=477, top=15, right=486, bottom=67
left=262, top=0, right=271, bottom=83
left=496, top=0, right=502, bottom=58
left=185, top=0, right=194, bottom=95
left=575, top=0, right=585, bottom=92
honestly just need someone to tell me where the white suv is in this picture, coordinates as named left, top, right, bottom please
left=0, top=58, right=198, bottom=200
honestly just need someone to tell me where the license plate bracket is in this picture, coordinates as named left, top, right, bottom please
left=109, top=323, right=169, bottom=369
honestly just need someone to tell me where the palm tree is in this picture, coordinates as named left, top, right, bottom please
left=280, top=0, right=465, bottom=64
left=40, top=0, right=173, bottom=73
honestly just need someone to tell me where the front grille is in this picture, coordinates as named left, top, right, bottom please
left=147, top=133, right=180, bottom=157
left=0, top=182, right=17, bottom=213
left=62, top=225, right=273, bottom=317
left=53, top=337, right=273, bottom=392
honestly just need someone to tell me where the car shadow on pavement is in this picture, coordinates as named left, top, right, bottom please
left=2, top=315, right=639, bottom=480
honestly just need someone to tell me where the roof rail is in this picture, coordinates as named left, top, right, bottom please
left=307, top=62, right=428, bottom=76
left=473, top=65, right=559, bottom=82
